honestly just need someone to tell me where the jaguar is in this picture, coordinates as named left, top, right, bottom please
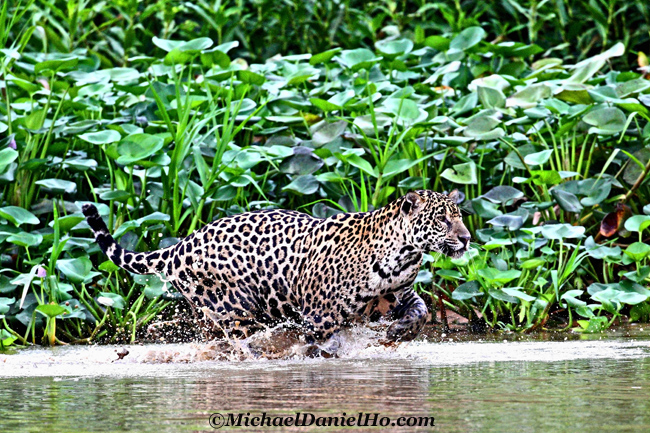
left=83, top=190, right=470, bottom=347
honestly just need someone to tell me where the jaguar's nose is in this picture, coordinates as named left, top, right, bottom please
left=458, top=234, right=471, bottom=247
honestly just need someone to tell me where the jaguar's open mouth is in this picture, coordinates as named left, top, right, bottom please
left=440, top=241, right=467, bottom=259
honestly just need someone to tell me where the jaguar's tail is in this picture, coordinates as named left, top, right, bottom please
left=82, top=204, right=160, bottom=275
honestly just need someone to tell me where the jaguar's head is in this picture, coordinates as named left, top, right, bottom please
left=400, top=190, right=471, bottom=259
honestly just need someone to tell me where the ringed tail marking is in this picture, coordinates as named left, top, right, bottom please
left=82, top=203, right=156, bottom=275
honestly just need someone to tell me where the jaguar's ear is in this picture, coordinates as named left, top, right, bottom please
left=447, top=189, right=461, bottom=204
left=401, top=191, right=424, bottom=216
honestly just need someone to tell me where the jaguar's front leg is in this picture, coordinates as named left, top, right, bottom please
left=386, top=290, right=428, bottom=342
left=302, top=311, right=342, bottom=357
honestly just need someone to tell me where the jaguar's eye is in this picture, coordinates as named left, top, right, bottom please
left=438, top=215, right=449, bottom=224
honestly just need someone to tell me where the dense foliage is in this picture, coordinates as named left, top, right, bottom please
left=1, top=0, right=650, bottom=347
left=4, top=0, right=649, bottom=66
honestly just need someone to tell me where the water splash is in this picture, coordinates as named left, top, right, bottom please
left=142, top=321, right=396, bottom=362
left=1, top=324, right=650, bottom=378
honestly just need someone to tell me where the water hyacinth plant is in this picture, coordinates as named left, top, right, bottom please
left=1, top=0, right=650, bottom=346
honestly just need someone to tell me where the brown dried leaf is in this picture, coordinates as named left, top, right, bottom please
left=599, top=203, right=630, bottom=237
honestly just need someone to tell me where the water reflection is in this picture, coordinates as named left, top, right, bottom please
left=1, top=338, right=650, bottom=432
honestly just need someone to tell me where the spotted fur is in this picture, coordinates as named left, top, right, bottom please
left=83, top=190, right=470, bottom=344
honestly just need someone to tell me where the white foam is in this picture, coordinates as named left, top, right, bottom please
left=1, top=324, right=649, bottom=378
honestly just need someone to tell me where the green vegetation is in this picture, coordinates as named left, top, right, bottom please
left=1, top=0, right=650, bottom=347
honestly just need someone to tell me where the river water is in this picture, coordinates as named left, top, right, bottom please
left=1, top=326, right=650, bottom=432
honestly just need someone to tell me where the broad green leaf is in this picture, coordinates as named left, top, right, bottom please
left=524, top=150, right=553, bottom=166
left=237, top=70, right=265, bottom=85
left=311, top=120, right=347, bottom=146
left=0, top=297, right=15, bottom=315
left=36, top=304, right=67, bottom=318
left=0, top=329, right=16, bottom=346
left=556, top=88, right=593, bottom=105
left=116, top=134, right=164, bottom=165
left=282, top=175, right=320, bottom=195
left=552, top=189, right=583, bottom=213
left=623, top=148, right=650, bottom=186
left=7, top=232, right=43, bottom=247
left=502, top=287, right=536, bottom=302
left=25, top=108, right=47, bottom=130
left=375, top=39, right=413, bottom=57
left=0, top=206, right=39, bottom=226
left=582, top=107, right=626, bottom=135
left=488, top=289, right=519, bottom=303
left=96, top=68, right=140, bottom=83
left=441, top=161, right=478, bottom=185
left=585, top=236, right=622, bottom=260
left=310, top=98, right=342, bottom=113
left=344, top=154, right=377, bottom=177
left=383, top=158, right=426, bottom=179
left=521, top=258, right=546, bottom=269
left=530, top=170, right=562, bottom=186
left=482, top=186, right=523, bottom=204
left=328, top=90, right=356, bottom=108
left=137, top=212, right=171, bottom=225
left=477, top=86, right=505, bottom=108
left=382, top=98, right=426, bottom=124
left=630, top=303, right=650, bottom=323
left=449, top=27, right=485, bottom=53
left=134, top=275, right=171, bottom=299
left=170, top=95, right=209, bottom=110
left=490, top=42, right=543, bottom=57
left=200, top=47, right=231, bottom=68
left=98, top=261, right=120, bottom=272
left=487, top=214, right=524, bottom=230
left=621, top=266, right=650, bottom=283
left=424, top=36, right=450, bottom=51
left=451, top=92, right=478, bottom=116
left=279, top=148, right=324, bottom=175
left=590, top=287, right=648, bottom=306
left=34, top=57, right=78, bottom=74
left=561, top=290, right=587, bottom=308
left=506, top=83, right=552, bottom=108
left=580, top=179, right=611, bottom=206
left=309, top=48, right=342, bottom=65
left=478, top=267, right=521, bottom=285
left=352, top=114, right=393, bottom=135
left=463, top=116, right=505, bottom=140
left=99, top=190, right=132, bottom=202
left=624, top=242, right=650, bottom=262
left=36, top=178, right=77, bottom=194
left=567, top=42, right=624, bottom=84
left=451, top=281, right=483, bottom=300
left=504, top=144, right=536, bottom=170
left=577, top=316, right=609, bottom=332
left=624, top=215, right=650, bottom=232
left=337, top=48, right=382, bottom=71
left=57, top=257, right=99, bottom=284
left=525, top=224, right=585, bottom=240
left=153, top=36, right=212, bottom=52
left=97, top=292, right=126, bottom=309
left=471, top=198, right=502, bottom=219
left=616, top=79, right=650, bottom=98
left=436, top=270, right=462, bottom=281
left=0, top=149, right=18, bottom=171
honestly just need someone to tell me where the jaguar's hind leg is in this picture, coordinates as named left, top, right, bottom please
left=191, top=284, right=265, bottom=340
